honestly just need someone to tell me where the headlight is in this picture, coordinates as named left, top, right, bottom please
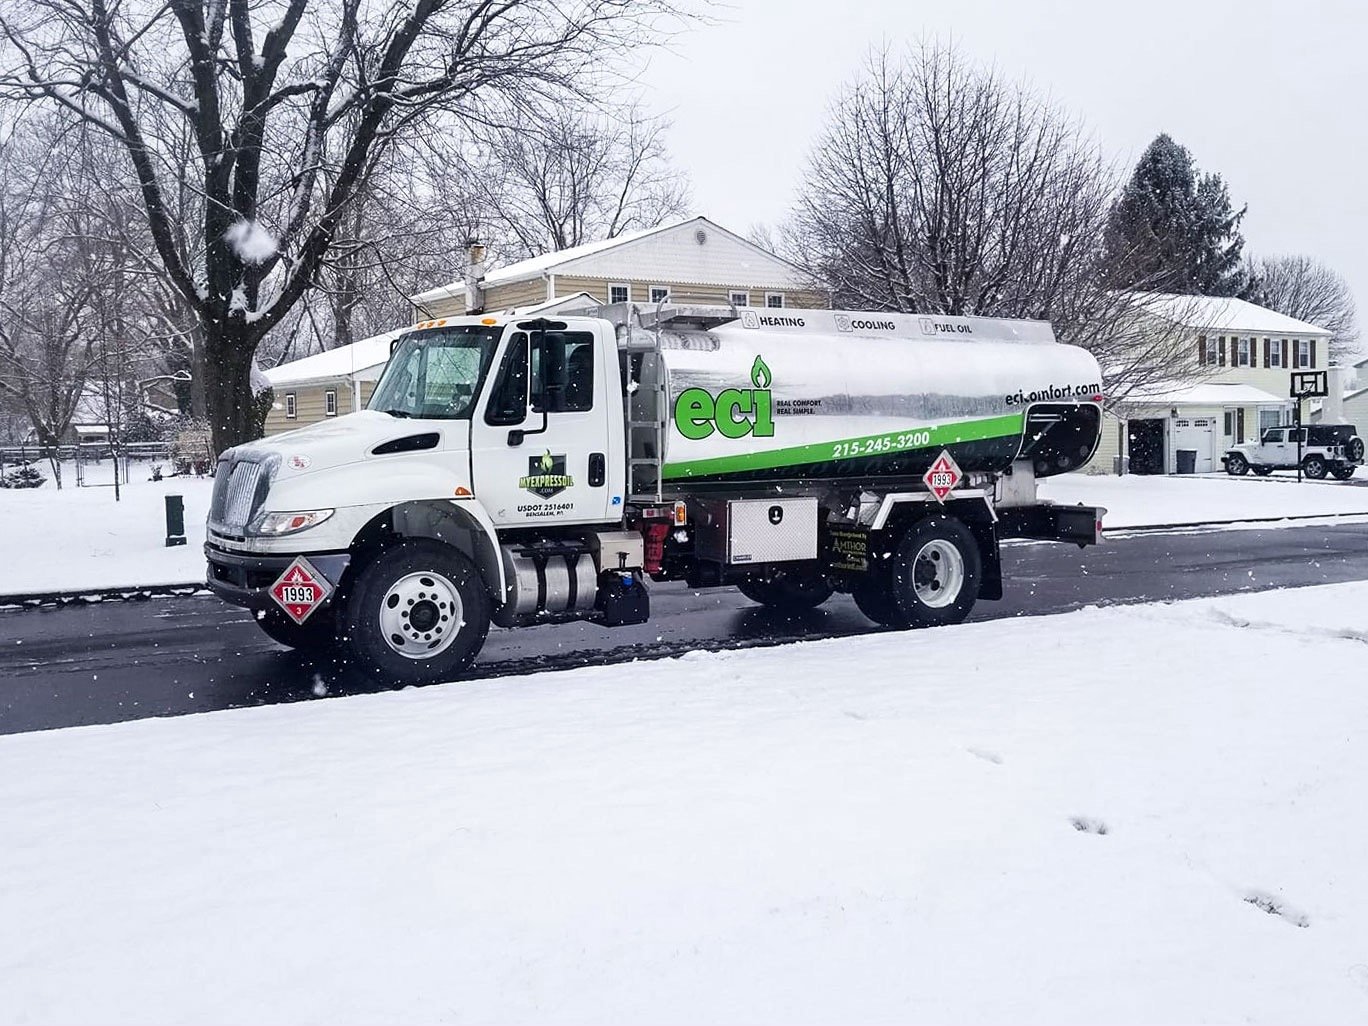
left=248, top=509, right=335, bottom=537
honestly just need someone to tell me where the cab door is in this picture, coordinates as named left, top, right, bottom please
left=469, top=322, right=616, bottom=526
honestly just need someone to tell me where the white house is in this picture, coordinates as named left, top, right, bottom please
left=1091, top=294, right=1333, bottom=474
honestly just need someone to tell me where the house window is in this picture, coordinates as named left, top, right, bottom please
left=765, top=292, right=785, bottom=308
left=285, top=393, right=297, bottom=419
left=608, top=283, right=630, bottom=304
left=325, top=389, right=337, bottom=416
left=730, top=291, right=750, bottom=307
left=1201, top=336, right=1218, bottom=365
left=1259, top=409, right=1282, bottom=434
left=1294, top=338, right=1313, bottom=368
left=1223, top=411, right=1234, bottom=437
left=649, top=286, right=670, bottom=304
left=1235, top=337, right=1252, bottom=367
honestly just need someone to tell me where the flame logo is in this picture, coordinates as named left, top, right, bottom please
left=539, top=450, right=555, bottom=472
left=751, top=355, right=772, bottom=389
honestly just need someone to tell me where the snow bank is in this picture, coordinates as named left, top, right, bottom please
left=4, top=583, right=1368, bottom=1025
left=1041, top=469, right=1368, bottom=527
left=0, top=470, right=212, bottom=595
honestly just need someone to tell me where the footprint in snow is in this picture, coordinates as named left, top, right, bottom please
left=967, top=747, right=1003, bottom=765
left=1071, top=817, right=1108, bottom=835
left=1244, top=890, right=1309, bottom=928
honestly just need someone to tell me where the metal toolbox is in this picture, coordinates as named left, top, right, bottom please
left=695, top=497, right=819, bottom=565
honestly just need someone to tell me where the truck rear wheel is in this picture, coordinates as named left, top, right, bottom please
left=737, top=568, right=833, bottom=610
left=340, top=541, right=491, bottom=686
left=1331, top=465, right=1356, bottom=481
left=854, top=515, right=982, bottom=629
left=256, top=607, right=336, bottom=651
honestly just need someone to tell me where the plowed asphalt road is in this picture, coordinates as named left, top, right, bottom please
left=3, top=520, right=1366, bottom=735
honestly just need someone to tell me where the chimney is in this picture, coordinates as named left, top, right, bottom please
left=464, top=240, right=486, bottom=314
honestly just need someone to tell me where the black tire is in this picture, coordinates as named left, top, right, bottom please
left=852, top=579, right=904, bottom=627
left=1349, top=436, right=1366, bottom=463
left=1225, top=453, right=1249, bottom=476
left=889, top=515, right=982, bottom=627
left=737, top=567, right=834, bottom=610
left=1330, top=465, right=1356, bottom=481
left=256, top=607, right=337, bottom=650
left=853, top=515, right=982, bottom=629
left=1251, top=465, right=1272, bottom=476
left=340, top=540, right=491, bottom=686
left=1303, top=455, right=1327, bottom=480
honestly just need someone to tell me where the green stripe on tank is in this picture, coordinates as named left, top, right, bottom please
left=661, top=412, right=1025, bottom=480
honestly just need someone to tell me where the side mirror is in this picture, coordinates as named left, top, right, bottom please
left=506, top=430, right=524, bottom=447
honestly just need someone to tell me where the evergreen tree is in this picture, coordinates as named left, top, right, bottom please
left=1103, top=134, right=1249, bottom=296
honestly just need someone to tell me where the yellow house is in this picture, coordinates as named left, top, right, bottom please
left=1087, top=294, right=1332, bottom=475
left=409, top=215, right=825, bottom=318
left=262, top=216, right=824, bottom=434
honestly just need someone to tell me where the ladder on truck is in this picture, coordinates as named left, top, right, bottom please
left=599, top=301, right=740, bottom=505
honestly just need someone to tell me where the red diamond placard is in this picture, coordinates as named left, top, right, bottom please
left=268, top=556, right=334, bottom=624
left=923, top=449, right=963, bottom=503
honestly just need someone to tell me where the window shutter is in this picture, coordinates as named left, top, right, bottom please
left=1230, top=337, right=1239, bottom=366
left=1197, top=338, right=1206, bottom=366
left=1218, top=336, right=1226, bottom=367
left=1263, top=338, right=1270, bottom=368
left=1310, top=339, right=1317, bottom=368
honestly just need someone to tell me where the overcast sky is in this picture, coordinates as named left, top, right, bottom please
left=639, top=0, right=1366, bottom=328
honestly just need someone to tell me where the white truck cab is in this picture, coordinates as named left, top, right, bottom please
left=206, top=305, right=1108, bottom=685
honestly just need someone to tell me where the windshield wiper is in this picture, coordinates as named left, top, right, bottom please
left=382, top=408, right=412, bottom=419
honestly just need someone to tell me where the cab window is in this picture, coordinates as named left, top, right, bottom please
left=1262, top=429, right=1283, bottom=444
left=485, top=330, right=595, bottom=425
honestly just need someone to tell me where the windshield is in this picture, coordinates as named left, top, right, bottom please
left=367, top=325, right=503, bottom=420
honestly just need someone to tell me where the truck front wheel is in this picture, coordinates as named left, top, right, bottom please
left=340, top=541, right=491, bottom=686
left=1303, top=455, right=1327, bottom=479
left=1225, top=453, right=1249, bottom=476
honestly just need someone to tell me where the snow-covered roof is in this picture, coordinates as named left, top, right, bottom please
left=411, top=216, right=803, bottom=304
left=263, top=293, right=602, bottom=388
left=264, top=328, right=407, bottom=387
left=1128, top=292, right=1331, bottom=336
left=1124, top=381, right=1289, bottom=407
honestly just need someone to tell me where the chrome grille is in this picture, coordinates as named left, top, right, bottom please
left=210, top=459, right=266, bottom=532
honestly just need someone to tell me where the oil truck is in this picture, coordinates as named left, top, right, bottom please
left=205, top=303, right=1106, bottom=685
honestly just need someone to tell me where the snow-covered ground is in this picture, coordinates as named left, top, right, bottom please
left=1042, top=469, right=1368, bottom=528
left=0, top=464, right=212, bottom=595
left=4, top=583, right=1368, bottom=1025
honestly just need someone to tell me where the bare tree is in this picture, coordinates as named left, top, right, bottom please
left=468, top=104, right=691, bottom=260
left=0, top=0, right=689, bottom=454
left=1246, top=254, right=1359, bottom=364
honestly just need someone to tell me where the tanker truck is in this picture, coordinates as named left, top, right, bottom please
left=204, top=303, right=1106, bottom=686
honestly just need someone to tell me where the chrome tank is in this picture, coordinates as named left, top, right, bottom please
left=651, top=310, right=1103, bottom=485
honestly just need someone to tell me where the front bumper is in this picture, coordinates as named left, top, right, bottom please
left=204, top=543, right=351, bottom=611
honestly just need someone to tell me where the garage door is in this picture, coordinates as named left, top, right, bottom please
left=1172, top=417, right=1216, bottom=473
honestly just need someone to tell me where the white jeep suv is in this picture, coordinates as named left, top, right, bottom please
left=1223, top=424, right=1364, bottom=480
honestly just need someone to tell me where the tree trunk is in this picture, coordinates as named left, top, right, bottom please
left=189, top=324, right=208, bottom=420
left=204, top=326, right=267, bottom=456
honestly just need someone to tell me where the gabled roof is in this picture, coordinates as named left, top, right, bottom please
left=1128, top=291, right=1331, bottom=336
left=411, top=216, right=805, bottom=305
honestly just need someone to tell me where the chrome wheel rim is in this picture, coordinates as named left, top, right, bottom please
left=912, top=539, right=965, bottom=609
left=378, top=571, right=463, bottom=659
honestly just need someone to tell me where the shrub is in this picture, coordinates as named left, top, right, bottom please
left=0, top=465, right=46, bottom=489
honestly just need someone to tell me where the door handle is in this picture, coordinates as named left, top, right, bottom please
left=588, top=452, right=605, bottom=487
